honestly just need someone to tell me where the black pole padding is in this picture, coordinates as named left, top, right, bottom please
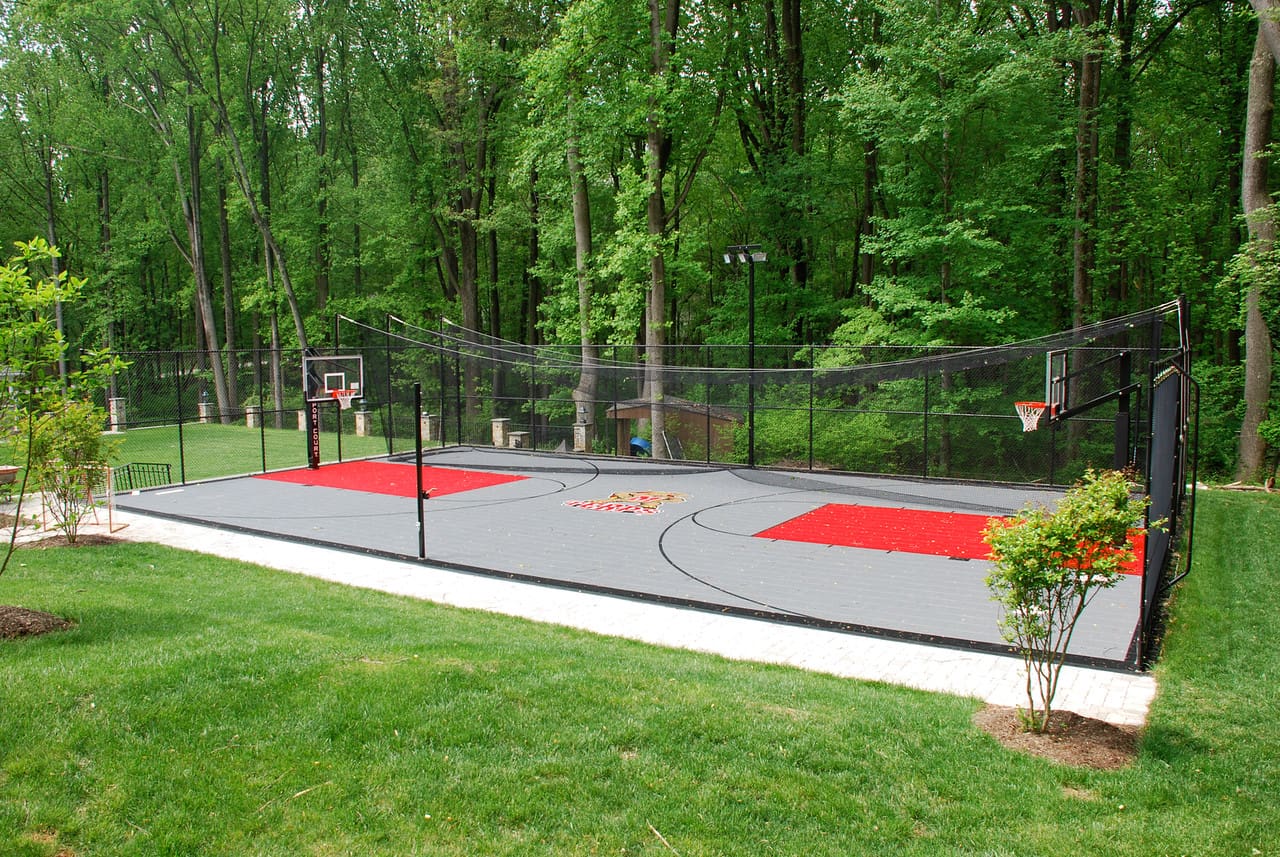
left=307, top=400, right=321, bottom=470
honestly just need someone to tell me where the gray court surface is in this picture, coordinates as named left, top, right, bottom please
left=114, top=447, right=1143, bottom=667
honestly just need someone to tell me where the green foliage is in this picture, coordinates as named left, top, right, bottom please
left=0, top=239, right=83, bottom=408
left=984, top=470, right=1153, bottom=732
left=22, top=400, right=120, bottom=544
left=1192, top=360, right=1247, bottom=479
left=0, top=0, right=1264, bottom=473
left=0, top=239, right=124, bottom=572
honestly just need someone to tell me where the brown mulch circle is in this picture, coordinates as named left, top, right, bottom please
left=19, top=533, right=122, bottom=550
left=2, top=531, right=114, bottom=639
left=973, top=704, right=1139, bottom=769
left=0, top=605, right=74, bottom=640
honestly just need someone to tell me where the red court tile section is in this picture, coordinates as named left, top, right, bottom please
left=256, top=460, right=526, bottom=498
left=754, top=503, right=1144, bottom=574
left=755, top=503, right=997, bottom=560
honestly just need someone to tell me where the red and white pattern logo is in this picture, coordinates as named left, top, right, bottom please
left=564, top=491, right=689, bottom=515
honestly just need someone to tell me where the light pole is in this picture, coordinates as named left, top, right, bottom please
left=723, top=244, right=766, bottom=467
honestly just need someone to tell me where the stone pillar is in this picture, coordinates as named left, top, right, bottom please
left=491, top=418, right=510, bottom=448
left=508, top=431, right=530, bottom=449
left=421, top=413, right=440, bottom=443
left=573, top=423, right=589, bottom=453
left=298, top=410, right=308, bottom=431
left=245, top=404, right=262, bottom=429
left=198, top=401, right=216, bottom=423
left=354, top=410, right=372, bottom=437
left=108, top=397, right=127, bottom=432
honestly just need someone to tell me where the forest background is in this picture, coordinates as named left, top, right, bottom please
left=0, top=0, right=1276, bottom=480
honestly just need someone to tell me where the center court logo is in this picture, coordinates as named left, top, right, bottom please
left=563, top=490, right=689, bottom=515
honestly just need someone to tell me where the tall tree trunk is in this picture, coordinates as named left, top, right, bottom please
left=269, top=273, right=285, bottom=431
left=437, top=46, right=487, bottom=419
left=1071, top=1, right=1103, bottom=329
left=210, top=51, right=307, bottom=351
left=351, top=153, right=363, bottom=297
left=1238, top=17, right=1277, bottom=481
left=781, top=0, right=807, bottom=304
left=181, top=97, right=232, bottom=424
left=487, top=170, right=500, bottom=340
left=567, top=95, right=599, bottom=447
left=40, top=134, right=67, bottom=381
left=253, top=99, right=287, bottom=429
left=645, top=0, right=680, bottom=460
left=338, top=27, right=362, bottom=297
left=855, top=10, right=884, bottom=295
left=98, top=161, right=117, bottom=398
left=1109, top=0, right=1139, bottom=307
left=314, top=38, right=331, bottom=312
left=525, top=168, right=542, bottom=348
left=857, top=139, right=879, bottom=292
left=216, top=159, right=239, bottom=410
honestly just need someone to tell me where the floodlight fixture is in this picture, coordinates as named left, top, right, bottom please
left=722, top=243, right=767, bottom=467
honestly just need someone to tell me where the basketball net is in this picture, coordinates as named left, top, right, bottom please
left=1014, top=401, right=1047, bottom=432
left=332, top=389, right=358, bottom=410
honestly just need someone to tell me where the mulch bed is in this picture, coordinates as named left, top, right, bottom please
left=1, top=532, right=121, bottom=639
left=18, top=533, right=122, bottom=550
left=973, top=704, right=1140, bottom=769
left=0, top=605, right=74, bottom=639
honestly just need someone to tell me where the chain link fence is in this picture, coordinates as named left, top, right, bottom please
left=97, top=303, right=1191, bottom=499
left=92, top=302, right=1192, bottom=669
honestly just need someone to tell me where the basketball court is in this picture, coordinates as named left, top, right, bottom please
left=113, top=447, right=1146, bottom=667
left=111, top=304, right=1195, bottom=673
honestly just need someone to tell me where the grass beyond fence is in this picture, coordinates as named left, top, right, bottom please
left=110, top=422, right=397, bottom=483
left=0, top=490, right=1275, bottom=855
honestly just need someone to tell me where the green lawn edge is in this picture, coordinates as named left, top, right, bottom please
left=0, top=490, right=1275, bottom=856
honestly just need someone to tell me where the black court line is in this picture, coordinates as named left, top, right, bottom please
left=114, top=447, right=1142, bottom=671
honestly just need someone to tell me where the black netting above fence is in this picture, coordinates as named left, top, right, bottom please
left=98, top=300, right=1189, bottom=493
left=320, top=300, right=1186, bottom=485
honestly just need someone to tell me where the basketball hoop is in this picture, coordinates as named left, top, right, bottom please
left=332, top=389, right=359, bottom=410
left=1014, top=401, right=1047, bottom=432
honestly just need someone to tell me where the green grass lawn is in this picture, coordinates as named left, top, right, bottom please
left=0, top=490, right=1276, bottom=856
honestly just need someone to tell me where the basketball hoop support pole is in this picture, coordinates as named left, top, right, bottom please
left=307, top=400, right=321, bottom=469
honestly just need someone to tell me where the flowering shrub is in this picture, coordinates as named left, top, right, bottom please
left=983, top=469, right=1155, bottom=732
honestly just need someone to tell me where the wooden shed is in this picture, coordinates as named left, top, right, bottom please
left=605, top=396, right=742, bottom=460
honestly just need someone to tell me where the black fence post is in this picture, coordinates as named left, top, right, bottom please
left=415, top=382, right=426, bottom=559
left=1115, top=351, right=1132, bottom=470
left=528, top=352, right=536, bottom=446
left=454, top=348, right=463, bottom=445
left=385, top=315, right=395, bottom=454
left=258, top=350, right=267, bottom=473
left=808, top=352, right=815, bottom=472
left=174, top=351, right=186, bottom=484
left=612, top=345, right=620, bottom=458
left=922, top=373, right=930, bottom=479
left=437, top=333, right=448, bottom=447
left=705, top=364, right=713, bottom=466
